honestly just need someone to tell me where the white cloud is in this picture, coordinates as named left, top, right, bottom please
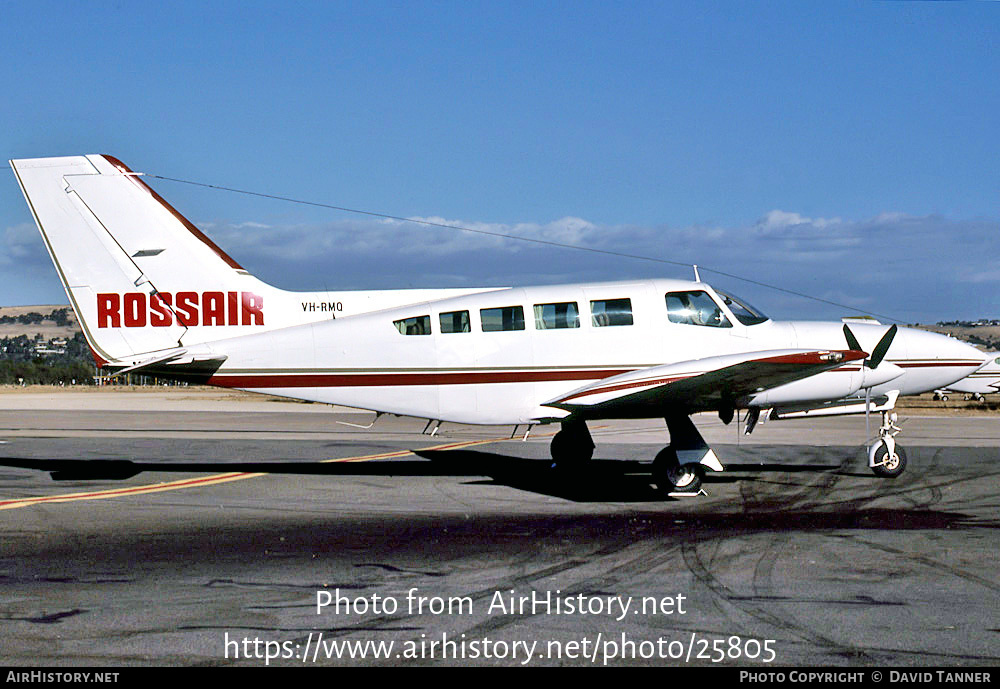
left=3, top=210, right=996, bottom=322
left=756, top=209, right=813, bottom=230
left=755, top=209, right=843, bottom=233
left=1, top=223, right=47, bottom=265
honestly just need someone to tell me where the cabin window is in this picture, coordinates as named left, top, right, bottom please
left=533, top=302, right=580, bottom=330
left=481, top=305, right=525, bottom=332
left=393, top=315, right=431, bottom=335
left=590, top=298, right=633, bottom=327
left=439, top=310, right=471, bottom=333
left=664, top=291, right=732, bottom=328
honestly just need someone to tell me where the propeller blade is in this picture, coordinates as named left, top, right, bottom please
left=843, top=324, right=862, bottom=353
left=868, top=325, right=898, bottom=369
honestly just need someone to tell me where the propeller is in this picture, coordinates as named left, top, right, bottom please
left=843, top=323, right=897, bottom=369
left=843, top=323, right=899, bottom=450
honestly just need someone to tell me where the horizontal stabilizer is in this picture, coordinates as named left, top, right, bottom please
left=105, top=348, right=228, bottom=384
left=107, top=348, right=190, bottom=377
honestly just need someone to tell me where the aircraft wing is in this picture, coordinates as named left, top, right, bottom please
left=543, top=349, right=866, bottom=417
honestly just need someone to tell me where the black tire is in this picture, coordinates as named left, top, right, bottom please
left=871, top=442, right=907, bottom=478
left=652, top=447, right=703, bottom=494
left=550, top=428, right=594, bottom=465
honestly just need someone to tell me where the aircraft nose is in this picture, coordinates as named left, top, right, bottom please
left=895, top=327, right=986, bottom=392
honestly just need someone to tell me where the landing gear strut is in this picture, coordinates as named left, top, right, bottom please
left=869, top=410, right=907, bottom=478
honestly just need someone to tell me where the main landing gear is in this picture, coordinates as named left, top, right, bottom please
left=652, top=414, right=723, bottom=495
left=547, top=415, right=721, bottom=496
left=869, top=410, right=907, bottom=478
left=652, top=447, right=704, bottom=494
left=549, top=419, right=594, bottom=469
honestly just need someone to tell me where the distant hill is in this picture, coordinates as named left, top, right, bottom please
left=0, top=305, right=80, bottom=340
left=0, top=305, right=92, bottom=384
left=918, top=324, right=1000, bottom=352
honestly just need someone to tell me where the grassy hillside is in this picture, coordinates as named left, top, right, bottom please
left=0, top=304, right=80, bottom=340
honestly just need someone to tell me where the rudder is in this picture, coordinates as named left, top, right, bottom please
left=10, top=155, right=276, bottom=364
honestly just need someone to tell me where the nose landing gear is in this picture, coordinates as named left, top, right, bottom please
left=869, top=410, right=907, bottom=478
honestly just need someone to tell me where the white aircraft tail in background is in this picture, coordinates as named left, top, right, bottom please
left=9, top=154, right=987, bottom=492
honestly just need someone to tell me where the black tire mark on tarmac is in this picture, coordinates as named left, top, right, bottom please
left=680, top=540, right=872, bottom=663
left=736, top=446, right=851, bottom=514
left=395, top=538, right=683, bottom=666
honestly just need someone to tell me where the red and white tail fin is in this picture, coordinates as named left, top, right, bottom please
left=10, top=155, right=282, bottom=365
left=11, top=154, right=494, bottom=367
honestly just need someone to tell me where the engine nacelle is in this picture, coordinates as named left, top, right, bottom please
left=748, top=363, right=902, bottom=407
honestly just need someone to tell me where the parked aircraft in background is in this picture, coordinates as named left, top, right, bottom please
left=933, top=354, right=1000, bottom=401
left=9, top=155, right=986, bottom=493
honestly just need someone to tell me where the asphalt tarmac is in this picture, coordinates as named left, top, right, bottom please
left=1, top=391, right=998, bottom=667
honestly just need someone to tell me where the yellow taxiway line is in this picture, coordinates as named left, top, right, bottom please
left=0, top=437, right=503, bottom=511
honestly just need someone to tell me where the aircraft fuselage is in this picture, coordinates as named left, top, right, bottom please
left=177, top=279, right=983, bottom=425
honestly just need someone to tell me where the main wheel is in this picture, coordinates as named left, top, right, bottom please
left=870, top=441, right=907, bottom=478
left=550, top=428, right=594, bottom=465
left=652, top=447, right=703, bottom=493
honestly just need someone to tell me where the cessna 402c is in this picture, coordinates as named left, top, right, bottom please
left=9, top=155, right=987, bottom=493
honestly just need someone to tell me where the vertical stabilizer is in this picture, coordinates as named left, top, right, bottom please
left=11, top=155, right=283, bottom=363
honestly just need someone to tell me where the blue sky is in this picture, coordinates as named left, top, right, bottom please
left=1, top=1, right=997, bottom=322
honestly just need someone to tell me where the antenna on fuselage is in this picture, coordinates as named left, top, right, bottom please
left=692, top=264, right=701, bottom=282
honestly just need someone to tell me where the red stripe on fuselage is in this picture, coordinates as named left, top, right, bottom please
left=204, top=358, right=981, bottom=391
left=208, top=369, right=633, bottom=389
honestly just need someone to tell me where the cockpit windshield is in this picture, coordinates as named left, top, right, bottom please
left=716, top=290, right=770, bottom=326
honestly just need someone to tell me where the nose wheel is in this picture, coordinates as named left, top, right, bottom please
left=870, top=440, right=908, bottom=478
left=869, top=410, right=907, bottom=478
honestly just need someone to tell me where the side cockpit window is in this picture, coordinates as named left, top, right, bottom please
left=715, top=289, right=769, bottom=326
left=665, top=291, right=732, bottom=328
left=394, top=315, right=431, bottom=335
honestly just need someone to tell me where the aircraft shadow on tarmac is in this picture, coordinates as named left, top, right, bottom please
left=0, top=448, right=845, bottom=503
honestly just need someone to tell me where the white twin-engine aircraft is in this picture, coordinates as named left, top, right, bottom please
left=10, top=155, right=986, bottom=493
